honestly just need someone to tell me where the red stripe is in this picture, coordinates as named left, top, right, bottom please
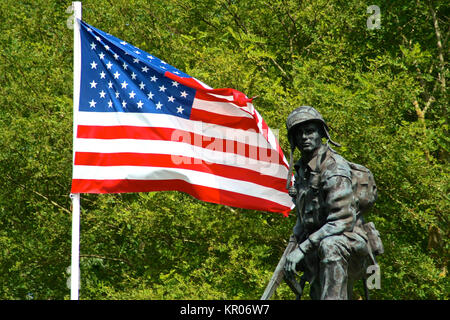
left=76, top=125, right=286, bottom=165
left=195, top=90, right=236, bottom=103
left=194, top=91, right=253, bottom=114
left=71, top=178, right=291, bottom=216
left=77, top=125, right=170, bottom=140
left=164, top=72, right=210, bottom=91
left=74, top=152, right=287, bottom=191
left=164, top=71, right=252, bottom=107
left=253, top=112, right=287, bottom=167
left=190, top=107, right=260, bottom=132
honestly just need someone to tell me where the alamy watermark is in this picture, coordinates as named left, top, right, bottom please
left=66, top=4, right=75, bottom=30
left=367, top=5, right=381, bottom=30
left=366, top=264, right=381, bottom=290
left=169, top=124, right=283, bottom=176
left=66, top=266, right=81, bottom=290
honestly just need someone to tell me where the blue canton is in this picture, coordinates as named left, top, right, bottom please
left=78, top=20, right=196, bottom=119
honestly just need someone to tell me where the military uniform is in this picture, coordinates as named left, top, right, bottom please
left=291, top=144, right=369, bottom=300
left=284, top=106, right=374, bottom=300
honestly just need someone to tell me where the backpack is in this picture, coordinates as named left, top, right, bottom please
left=347, top=161, right=378, bottom=215
left=347, top=162, right=384, bottom=256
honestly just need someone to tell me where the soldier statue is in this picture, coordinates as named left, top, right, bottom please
left=280, top=106, right=383, bottom=300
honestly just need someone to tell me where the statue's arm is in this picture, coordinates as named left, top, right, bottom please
left=298, top=175, right=355, bottom=254
left=292, top=214, right=303, bottom=241
left=289, top=171, right=306, bottom=242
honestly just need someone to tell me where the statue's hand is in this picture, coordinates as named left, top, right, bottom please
left=288, top=186, right=297, bottom=198
left=284, top=247, right=304, bottom=277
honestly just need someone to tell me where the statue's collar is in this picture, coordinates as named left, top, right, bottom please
left=295, top=144, right=328, bottom=173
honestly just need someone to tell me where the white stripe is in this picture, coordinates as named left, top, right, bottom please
left=72, top=165, right=292, bottom=207
left=205, top=93, right=234, bottom=101
left=76, top=111, right=272, bottom=150
left=192, top=99, right=254, bottom=119
left=199, top=95, right=254, bottom=117
left=74, top=138, right=288, bottom=179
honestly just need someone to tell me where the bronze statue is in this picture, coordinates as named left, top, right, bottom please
left=262, top=106, right=383, bottom=300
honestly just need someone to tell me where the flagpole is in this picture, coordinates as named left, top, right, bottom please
left=71, top=0, right=82, bottom=301
left=70, top=193, right=81, bottom=300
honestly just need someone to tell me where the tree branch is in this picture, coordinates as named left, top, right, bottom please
left=428, top=1, right=446, bottom=91
left=4, top=173, right=71, bottom=214
left=222, top=0, right=248, bottom=35
left=174, top=0, right=220, bottom=31
left=222, top=0, right=288, bottom=78
left=80, top=254, right=133, bottom=267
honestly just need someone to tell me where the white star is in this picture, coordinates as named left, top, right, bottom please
left=134, top=50, right=141, bottom=55
left=141, top=66, right=149, bottom=73
left=150, top=76, right=158, bottom=82
left=136, top=100, right=144, bottom=108
left=90, top=80, right=97, bottom=88
left=133, top=58, right=140, bottom=64
left=171, top=81, right=179, bottom=87
left=113, top=53, right=119, bottom=60
left=99, top=90, right=106, bottom=98
left=108, top=81, right=113, bottom=88
left=173, top=71, right=180, bottom=75
left=139, top=82, right=146, bottom=90
left=131, top=72, right=137, bottom=80
left=155, top=102, right=163, bottom=109
left=121, top=81, right=128, bottom=89
left=104, top=45, right=110, bottom=51
left=129, top=90, right=136, bottom=99
left=160, top=66, right=166, bottom=70
left=89, top=99, right=96, bottom=108
left=95, top=36, right=101, bottom=41
left=106, top=61, right=113, bottom=69
left=161, top=60, right=167, bottom=64
left=108, top=100, right=113, bottom=108
left=113, top=71, right=120, bottom=79
left=147, top=55, right=154, bottom=60
left=180, top=91, right=188, bottom=98
left=115, top=91, right=120, bottom=98
left=120, top=41, right=127, bottom=45
left=147, top=91, right=154, bottom=100
left=168, top=96, right=175, bottom=103
left=100, top=71, right=106, bottom=79
left=99, top=52, right=105, bottom=60
left=122, top=62, right=128, bottom=70
left=159, top=85, right=166, bottom=92
left=90, top=61, right=97, bottom=69
left=122, top=100, right=127, bottom=108
left=87, top=28, right=92, bottom=32
left=90, top=42, right=96, bottom=50
left=176, top=106, right=184, bottom=114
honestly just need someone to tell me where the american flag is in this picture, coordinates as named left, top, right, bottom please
left=71, top=19, right=293, bottom=215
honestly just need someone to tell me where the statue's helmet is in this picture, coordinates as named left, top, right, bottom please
left=286, top=106, right=340, bottom=148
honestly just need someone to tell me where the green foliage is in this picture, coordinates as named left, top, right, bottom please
left=0, top=0, right=448, bottom=300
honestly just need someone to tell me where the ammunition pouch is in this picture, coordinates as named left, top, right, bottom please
left=363, top=222, right=384, bottom=256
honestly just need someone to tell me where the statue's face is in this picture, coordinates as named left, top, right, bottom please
left=294, top=121, right=323, bottom=154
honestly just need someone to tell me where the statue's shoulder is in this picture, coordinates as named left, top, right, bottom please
left=321, top=147, right=351, bottom=181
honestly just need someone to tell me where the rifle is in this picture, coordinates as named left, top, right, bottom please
left=261, top=234, right=306, bottom=300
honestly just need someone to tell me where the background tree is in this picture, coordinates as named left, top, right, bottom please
left=0, top=0, right=447, bottom=299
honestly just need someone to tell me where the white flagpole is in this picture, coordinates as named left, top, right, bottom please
left=70, top=193, right=81, bottom=300
left=71, top=1, right=82, bottom=301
